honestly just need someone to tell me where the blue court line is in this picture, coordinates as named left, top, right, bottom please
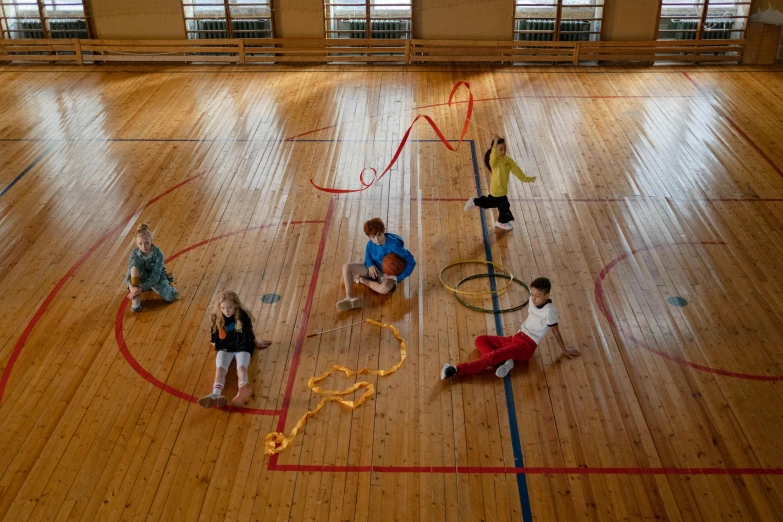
left=0, top=143, right=56, bottom=199
left=300, top=136, right=534, bottom=518
left=470, top=140, right=533, bottom=522
left=0, top=135, right=534, bottom=519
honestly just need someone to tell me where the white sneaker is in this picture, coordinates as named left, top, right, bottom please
left=495, top=359, right=514, bottom=378
left=131, top=297, right=142, bottom=312
left=464, top=197, right=476, bottom=211
left=495, top=221, right=513, bottom=231
left=336, top=297, right=362, bottom=311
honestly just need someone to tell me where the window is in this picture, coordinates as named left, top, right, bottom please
left=0, top=0, right=89, bottom=39
left=182, top=0, right=273, bottom=39
left=658, top=0, right=750, bottom=40
left=324, top=0, right=412, bottom=39
left=514, top=0, right=604, bottom=42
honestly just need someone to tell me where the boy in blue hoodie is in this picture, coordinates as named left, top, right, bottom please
left=337, top=218, right=416, bottom=311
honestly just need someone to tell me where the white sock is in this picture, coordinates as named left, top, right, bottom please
left=212, top=383, right=224, bottom=396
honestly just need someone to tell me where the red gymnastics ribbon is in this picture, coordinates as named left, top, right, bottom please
left=309, top=81, right=474, bottom=194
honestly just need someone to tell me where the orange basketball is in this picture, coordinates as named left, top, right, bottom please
left=382, top=253, right=406, bottom=276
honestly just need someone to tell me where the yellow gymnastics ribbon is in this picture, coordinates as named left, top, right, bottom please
left=439, top=259, right=515, bottom=296
left=264, top=318, right=406, bottom=455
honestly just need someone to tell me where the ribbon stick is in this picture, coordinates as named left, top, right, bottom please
left=306, top=320, right=365, bottom=339
left=310, top=81, right=475, bottom=193
left=264, top=318, right=407, bottom=455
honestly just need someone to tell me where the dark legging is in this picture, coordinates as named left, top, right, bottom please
left=473, top=195, right=513, bottom=223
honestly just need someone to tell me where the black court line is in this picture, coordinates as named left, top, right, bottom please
left=0, top=143, right=57, bottom=199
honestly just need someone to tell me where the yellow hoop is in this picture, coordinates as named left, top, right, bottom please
left=439, top=260, right=515, bottom=296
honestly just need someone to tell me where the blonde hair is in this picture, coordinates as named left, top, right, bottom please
left=211, top=291, right=255, bottom=334
left=136, top=223, right=153, bottom=242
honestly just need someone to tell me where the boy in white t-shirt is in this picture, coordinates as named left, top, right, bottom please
left=441, top=277, right=581, bottom=379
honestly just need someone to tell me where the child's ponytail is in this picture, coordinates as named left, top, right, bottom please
left=484, top=138, right=505, bottom=171
left=136, top=222, right=152, bottom=241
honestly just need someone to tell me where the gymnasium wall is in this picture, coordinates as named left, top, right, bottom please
left=750, top=0, right=783, bottom=58
left=81, top=0, right=781, bottom=53
left=602, top=0, right=659, bottom=41
left=272, top=0, right=323, bottom=39
left=413, top=0, right=513, bottom=41
left=91, top=0, right=185, bottom=39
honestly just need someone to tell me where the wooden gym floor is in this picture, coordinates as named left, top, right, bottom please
left=1, top=63, right=783, bottom=522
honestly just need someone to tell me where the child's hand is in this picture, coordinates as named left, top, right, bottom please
left=255, top=339, right=272, bottom=350
left=563, top=348, right=581, bottom=359
left=368, top=266, right=379, bottom=279
left=128, top=285, right=141, bottom=297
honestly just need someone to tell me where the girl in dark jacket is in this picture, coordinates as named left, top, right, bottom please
left=198, top=291, right=271, bottom=408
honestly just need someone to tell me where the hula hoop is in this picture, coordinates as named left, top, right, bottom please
left=455, top=274, right=531, bottom=313
left=439, top=260, right=514, bottom=296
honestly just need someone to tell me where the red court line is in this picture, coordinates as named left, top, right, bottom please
left=0, top=172, right=205, bottom=404
left=269, top=198, right=336, bottom=466
left=594, top=241, right=783, bottom=382
left=682, top=72, right=701, bottom=92
left=285, top=94, right=702, bottom=141
left=165, top=220, right=327, bottom=263
left=713, top=107, right=783, bottom=180
left=285, top=125, right=338, bottom=141
left=116, top=296, right=280, bottom=415
left=684, top=71, right=783, bottom=180
left=269, top=462, right=783, bottom=476
left=114, top=220, right=326, bottom=416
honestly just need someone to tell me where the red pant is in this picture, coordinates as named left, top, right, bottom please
left=456, top=332, right=538, bottom=376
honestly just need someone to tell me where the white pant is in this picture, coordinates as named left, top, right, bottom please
left=216, top=350, right=251, bottom=370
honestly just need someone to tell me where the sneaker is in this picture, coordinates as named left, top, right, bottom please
left=166, top=272, right=175, bottom=283
left=131, top=296, right=142, bottom=312
left=197, top=393, right=227, bottom=409
left=464, top=197, right=476, bottom=211
left=232, top=383, right=252, bottom=407
left=440, top=363, right=457, bottom=380
left=495, top=221, right=513, bottom=231
left=336, top=297, right=363, bottom=311
left=495, top=359, right=514, bottom=378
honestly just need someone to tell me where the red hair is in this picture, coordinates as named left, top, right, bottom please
left=363, top=218, right=385, bottom=237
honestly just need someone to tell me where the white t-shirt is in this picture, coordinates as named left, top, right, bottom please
left=519, top=298, right=559, bottom=344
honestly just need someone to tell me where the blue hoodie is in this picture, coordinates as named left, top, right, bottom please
left=364, top=233, right=416, bottom=283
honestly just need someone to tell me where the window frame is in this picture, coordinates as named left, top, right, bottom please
left=324, top=0, right=412, bottom=40
left=181, top=0, right=274, bottom=40
left=0, top=0, right=90, bottom=39
left=513, top=0, right=605, bottom=42
left=656, top=0, right=751, bottom=41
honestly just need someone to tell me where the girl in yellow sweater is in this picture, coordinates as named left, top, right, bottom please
left=465, top=135, right=535, bottom=230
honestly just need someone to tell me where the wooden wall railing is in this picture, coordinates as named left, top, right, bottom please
left=0, top=37, right=746, bottom=65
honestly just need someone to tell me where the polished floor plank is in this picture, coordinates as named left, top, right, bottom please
left=1, top=64, right=783, bottom=521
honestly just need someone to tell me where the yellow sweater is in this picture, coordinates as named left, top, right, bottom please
left=489, top=147, right=534, bottom=197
